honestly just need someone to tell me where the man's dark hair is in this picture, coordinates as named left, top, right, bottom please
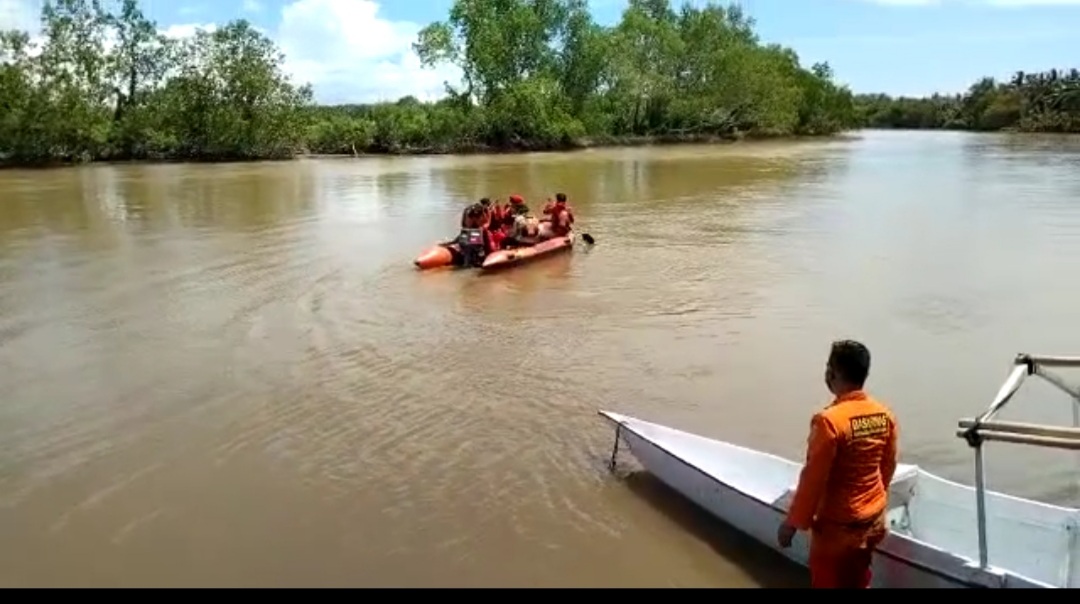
left=829, top=340, right=871, bottom=388
left=555, top=193, right=567, bottom=202
left=480, top=197, right=491, bottom=206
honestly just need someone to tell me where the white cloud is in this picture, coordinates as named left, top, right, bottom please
left=0, top=0, right=459, bottom=104
left=276, top=0, right=461, bottom=104
left=161, top=22, right=217, bottom=39
left=103, top=1, right=458, bottom=104
left=0, top=0, right=39, bottom=32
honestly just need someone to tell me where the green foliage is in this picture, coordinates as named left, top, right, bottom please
left=0, top=0, right=310, bottom=164
left=345, top=0, right=860, bottom=152
left=0, top=0, right=859, bottom=166
left=855, top=69, right=1080, bottom=133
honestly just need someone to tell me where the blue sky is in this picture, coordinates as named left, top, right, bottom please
left=2, top=0, right=1078, bottom=103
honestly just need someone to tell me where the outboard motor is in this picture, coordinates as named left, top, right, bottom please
left=457, top=228, right=487, bottom=267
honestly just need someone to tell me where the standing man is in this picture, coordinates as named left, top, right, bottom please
left=777, top=340, right=899, bottom=589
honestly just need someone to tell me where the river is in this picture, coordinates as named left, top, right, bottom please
left=2, top=130, right=1080, bottom=587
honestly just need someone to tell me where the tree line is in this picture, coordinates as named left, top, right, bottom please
left=0, top=0, right=861, bottom=166
left=856, top=69, right=1080, bottom=133
left=0, top=0, right=311, bottom=164
left=4, top=0, right=1074, bottom=168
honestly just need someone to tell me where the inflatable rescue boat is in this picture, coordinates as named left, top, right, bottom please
left=413, top=229, right=574, bottom=272
left=479, top=235, right=573, bottom=271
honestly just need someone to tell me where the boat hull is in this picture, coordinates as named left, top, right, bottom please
left=480, top=235, right=573, bottom=271
left=599, top=410, right=1052, bottom=588
left=414, top=243, right=458, bottom=270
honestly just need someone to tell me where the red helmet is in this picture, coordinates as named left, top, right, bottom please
left=509, top=194, right=525, bottom=205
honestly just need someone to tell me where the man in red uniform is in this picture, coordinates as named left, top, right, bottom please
left=504, top=194, right=539, bottom=245
left=507, top=194, right=530, bottom=217
left=461, top=198, right=495, bottom=229
left=777, top=339, right=899, bottom=589
left=482, top=197, right=503, bottom=225
left=459, top=202, right=497, bottom=257
left=477, top=198, right=507, bottom=250
left=538, top=192, right=574, bottom=240
left=542, top=193, right=574, bottom=218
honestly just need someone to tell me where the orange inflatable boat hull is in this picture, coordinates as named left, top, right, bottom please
left=480, top=235, right=574, bottom=271
left=414, top=243, right=458, bottom=270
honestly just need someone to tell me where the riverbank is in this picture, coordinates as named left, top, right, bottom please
left=314, top=132, right=751, bottom=158
left=302, top=130, right=868, bottom=160
left=853, top=125, right=1080, bottom=135
left=0, top=131, right=848, bottom=170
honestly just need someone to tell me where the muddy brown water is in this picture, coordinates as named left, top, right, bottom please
left=2, top=130, right=1080, bottom=587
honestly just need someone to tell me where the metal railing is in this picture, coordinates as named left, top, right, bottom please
left=957, top=354, right=1080, bottom=571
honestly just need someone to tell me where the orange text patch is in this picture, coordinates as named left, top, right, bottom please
left=849, top=413, right=889, bottom=439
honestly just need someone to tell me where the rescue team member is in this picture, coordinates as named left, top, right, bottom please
left=777, top=339, right=899, bottom=589
left=506, top=194, right=540, bottom=243
left=483, top=197, right=506, bottom=227
left=459, top=203, right=497, bottom=255
left=538, top=192, right=575, bottom=239
left=477, top=198, right=509, bottom=250
left=461, top=198, right=491, bottom=229
left=542, top=192, right=575, bottom=218
left=460, top=203, right=484, bottom=228
left=507, top=194, right=531, bottom=218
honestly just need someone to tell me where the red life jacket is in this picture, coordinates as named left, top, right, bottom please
left=550, top=204, right=574, bottom=236
left=489, top=204, right=505, bottom=226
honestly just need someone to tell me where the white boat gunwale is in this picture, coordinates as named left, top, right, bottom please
left=599, top=410, right=991, bottom=588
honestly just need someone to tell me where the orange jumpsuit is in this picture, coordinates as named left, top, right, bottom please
left=785, top=390, right=899, bottom=589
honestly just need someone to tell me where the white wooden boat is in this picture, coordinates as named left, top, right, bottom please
left=600, top=353, right=1080, bottom=588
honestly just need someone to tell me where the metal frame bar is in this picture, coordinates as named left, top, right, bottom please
left=957, top=354, right=1080, bottom=572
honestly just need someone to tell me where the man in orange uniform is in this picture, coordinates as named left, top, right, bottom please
left=777, top=340, right=899, bottom=589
